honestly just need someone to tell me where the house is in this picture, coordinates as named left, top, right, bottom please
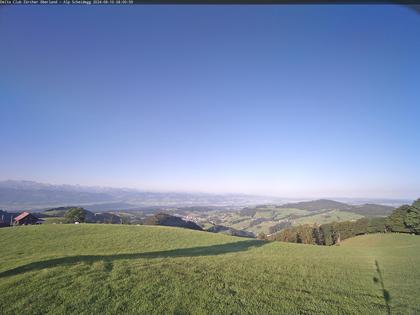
left=14, top=212, right=43, bottom=225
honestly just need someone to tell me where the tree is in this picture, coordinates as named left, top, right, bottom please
left=121, top=216, right=131, bottom=224
left=64, top=207, right=86, bottom=223
left=312, top=224, right=324, bottom=245
left=404, top=199, right=420, bottom=233
left=386, top=205, right=410, bottom=233
left=298, top=225, right=315, bottom=244
left=257, top=232, right=267, bottom=240
left=386, top=199, right=420, bottom=234
left=320, top=224, right=334, bottom=246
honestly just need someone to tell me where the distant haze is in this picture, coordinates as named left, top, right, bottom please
left=1, top=6, right=419, bottom=199
left=0, top=180, right=411, bottom=211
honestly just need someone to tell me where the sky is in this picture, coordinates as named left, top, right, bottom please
left=0, top=5, right=419, bottom=199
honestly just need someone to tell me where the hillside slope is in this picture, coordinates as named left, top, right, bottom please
left=144, top=213, right=202, bottom=230
left=0, top=225, right=419, bottom=314
left=278, top=199, right=353, bottom=211
left=350, top=203, right=395, bottom=216
left=278, top=199, right=394, bottom=216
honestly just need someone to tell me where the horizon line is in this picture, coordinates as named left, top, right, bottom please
left=0, top=178, right=415, bottom=201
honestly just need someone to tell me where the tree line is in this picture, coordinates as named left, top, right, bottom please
left=264, top=199, right=420, bottom=245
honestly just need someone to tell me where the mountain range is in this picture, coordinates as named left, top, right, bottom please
left=0, top=180, right=281, bottom=211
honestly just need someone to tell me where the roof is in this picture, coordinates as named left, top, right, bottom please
left=14, top=211, right=31, bottom=221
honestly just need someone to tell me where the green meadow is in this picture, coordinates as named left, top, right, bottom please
left=218, top=207, right=363, bottom=235
left=292, top=210, right=364, bottom=226
left=0, top=225, right=419, bottom=314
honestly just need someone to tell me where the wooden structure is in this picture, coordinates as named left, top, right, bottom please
left=14, top=212, right=43, bottom=225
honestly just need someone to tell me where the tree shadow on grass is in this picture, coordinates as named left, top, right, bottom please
left=0, top=240, right=266, bottom=278
left=373, top=260, right=391, bottom=315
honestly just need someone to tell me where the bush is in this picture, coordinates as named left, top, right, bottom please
left=387, top=199, right=420, bottom=234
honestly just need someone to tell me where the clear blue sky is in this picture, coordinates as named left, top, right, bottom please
left=0, top=5, right=419, bottom=198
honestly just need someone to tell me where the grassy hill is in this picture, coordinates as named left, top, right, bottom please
left=349, top=203, right=395, bottom=217
left=195, top=200, right=395, bottom=235
left=0, top=225, right=419, bottom=314
left=278, top=199, right=394, bottom=216
left=292, top=210, right=364, bottom=226
left=222, top=207, right=312, bottom=234
left=278, top=199, right=354, bottom=211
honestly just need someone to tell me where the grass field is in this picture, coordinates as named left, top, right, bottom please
left=224, top=208, right=312, bottom=234
left=292, top=210, right=364, bottom=226
left=0, top=225, right=419, bottom=314
left=272, top=207, right=311, bottom=219
left=215, top=207, right=361, bottom=235
left=42, top=217, right=66, bottom=224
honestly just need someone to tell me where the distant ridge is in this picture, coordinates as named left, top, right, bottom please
left=278, top=199, right=394, bottom=216
left=278, top=199, right=353, bottom=212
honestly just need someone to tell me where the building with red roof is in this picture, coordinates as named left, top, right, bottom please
left=14, top=212, right=43, bottom=225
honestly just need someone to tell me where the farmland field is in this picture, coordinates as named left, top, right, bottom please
left=292, top=210, right=364, bottom=226
left=182, top=204, right=375, bottom=235
left=0, top=225, right=419, bottom=314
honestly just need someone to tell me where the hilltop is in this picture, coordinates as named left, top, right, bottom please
left=183, top=199, right=396, bottom=236
left=0, top=224, right=419, bottom=314
left=278, top=199, right=354, bottom=211
left=278, top=199, right=394, bottom=216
